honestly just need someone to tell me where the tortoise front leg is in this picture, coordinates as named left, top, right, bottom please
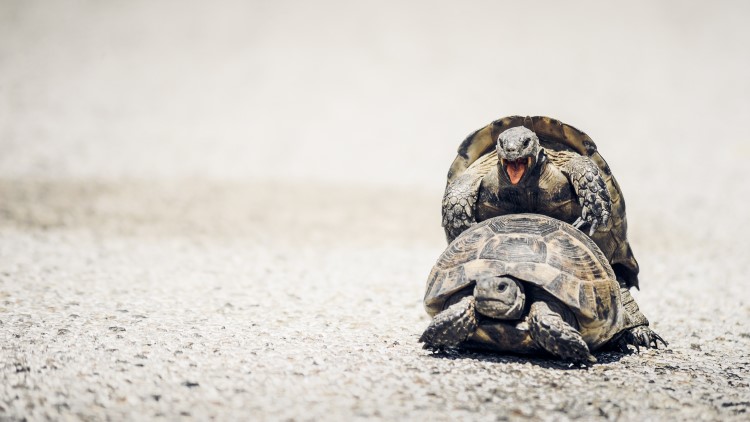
left=442, top=173, right=482, bottom=243
left=528, top=300, right=597, bottom=363
left=419, top=296, right=478, bottom=349
left=559, top=155, right=612, bottom=236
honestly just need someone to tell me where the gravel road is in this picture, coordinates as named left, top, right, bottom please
left=2, top=1, right=750, bottom=420
left=2, top=178, right=749, bottom=420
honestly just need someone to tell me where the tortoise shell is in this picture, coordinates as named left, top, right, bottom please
left=449, top=116, right=604, bottom=181
left=424, top=214, right=625, bottom=346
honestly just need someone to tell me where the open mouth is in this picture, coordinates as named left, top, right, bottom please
left=500, top=157, right=533, bottom=185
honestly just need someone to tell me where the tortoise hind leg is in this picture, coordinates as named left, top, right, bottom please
left=619, top=287, right=669, bottom=350
left=528, top=300, right=596, bottom=363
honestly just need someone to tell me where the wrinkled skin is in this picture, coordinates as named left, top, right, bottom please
left=473, top=275, right=525, bottom=320
left=496, top=127, right=542, bottom=186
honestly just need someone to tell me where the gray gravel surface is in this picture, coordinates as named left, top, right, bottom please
left=1, top=179, right=749, bottom=421
left=2, top=1, right=750, bottom=420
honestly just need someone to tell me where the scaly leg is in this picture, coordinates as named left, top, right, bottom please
left=559, top=154, right=612, bottom=236
left=528, top=300, right=596, bottom=363
left=419, top=296, right=478, bottom=349
left=619, top=287, right=668, bottom=350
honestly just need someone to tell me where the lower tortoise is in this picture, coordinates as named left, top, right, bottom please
left=420, top=214, right=666, bottom=363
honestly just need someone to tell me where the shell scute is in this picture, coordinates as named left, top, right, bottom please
left=478, top=236, right=547, bottom=264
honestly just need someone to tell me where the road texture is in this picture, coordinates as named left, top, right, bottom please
left=2, top=1, right=750, bottom=420
left=1, top=177, right=749, bottom=421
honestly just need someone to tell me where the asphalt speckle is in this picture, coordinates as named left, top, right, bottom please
left=0, top=179, right=749, bottom=421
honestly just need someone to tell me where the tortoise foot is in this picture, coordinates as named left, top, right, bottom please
left=529, top=302, right=596, bottom=364
left=605, top=333, right=636, bottom=354
left=420, top=296, right=478, bottom=349
left=623, top=326, right=668, bottom=351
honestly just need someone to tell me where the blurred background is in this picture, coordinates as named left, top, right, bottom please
left=3, top=0, right=750, bottom=256
left=2, top=0, right=748, bottom=189
left=3, top=0, right=750, bottom=291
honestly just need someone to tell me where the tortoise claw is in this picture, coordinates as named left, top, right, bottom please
left=588, top=220, right=599, bottom=236
left=601, top=211, right=610, bottom=228
left=623, top=326, right=667, bottom=351
left=650, top=331, right=669, bottom=348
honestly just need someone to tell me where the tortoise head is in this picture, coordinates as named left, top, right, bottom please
left=496, top=126, right=541, bottom=185
left=473, top=275, right=525, bottom=320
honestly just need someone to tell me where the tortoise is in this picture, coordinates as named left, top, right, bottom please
left=441, top=115, right=664, bottom=348
left=420, top=213, right=664, bottom=362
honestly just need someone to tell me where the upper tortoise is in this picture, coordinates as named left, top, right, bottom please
left=441, top=115, right=665, bottom=349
